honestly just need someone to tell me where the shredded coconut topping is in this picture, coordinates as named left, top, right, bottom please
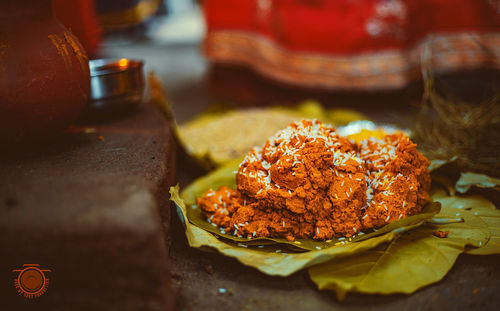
left=197, top=120, right=431, bottom=240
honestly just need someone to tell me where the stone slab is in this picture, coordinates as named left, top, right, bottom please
left=0, top=103, right=176, bottom=310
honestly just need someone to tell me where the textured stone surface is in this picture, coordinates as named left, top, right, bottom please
left=0, top=103, right=176, bottom=310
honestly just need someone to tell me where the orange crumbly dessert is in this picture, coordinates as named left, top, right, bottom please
left=196, top=120, right=430, bottom=241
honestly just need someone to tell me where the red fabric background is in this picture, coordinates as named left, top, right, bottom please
left=204, top=0, right=500, bottom=55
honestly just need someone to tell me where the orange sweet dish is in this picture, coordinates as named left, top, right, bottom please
left=196, top=120, right=430, bottom=241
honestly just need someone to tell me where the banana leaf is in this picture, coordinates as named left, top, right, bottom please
left=455, top=172, right=500, bottom=194
left=428, top=156, right=458, bottom=172
left=308, top=189, right=500, bottom=299
left=431, top=190, right=500, bottom=255
left=428, top=158, right=500, bottom=194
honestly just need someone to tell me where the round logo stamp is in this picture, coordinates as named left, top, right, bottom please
left=13, top=264, right=51, bottom=298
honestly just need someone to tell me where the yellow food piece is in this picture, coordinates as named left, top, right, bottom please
left=348, top=129, right=391, bottom=143
left=178, top=109, right=303, bottom=165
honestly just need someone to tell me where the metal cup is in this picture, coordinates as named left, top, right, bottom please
left=89, top=58, right=145, bottom=112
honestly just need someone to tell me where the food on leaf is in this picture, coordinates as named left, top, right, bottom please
left=171, top=184, right=440, bottom=276
left=169, top=117, right=500, bottom=298
left=197, top=120, right=430, bottom=241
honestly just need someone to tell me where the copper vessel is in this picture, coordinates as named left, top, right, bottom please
left=0, top=0, right=90, bottom=140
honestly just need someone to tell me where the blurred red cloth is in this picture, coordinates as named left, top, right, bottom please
left=203, top=0, right=500, bottom=90
left=53, top=0, right=102, bottom=56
